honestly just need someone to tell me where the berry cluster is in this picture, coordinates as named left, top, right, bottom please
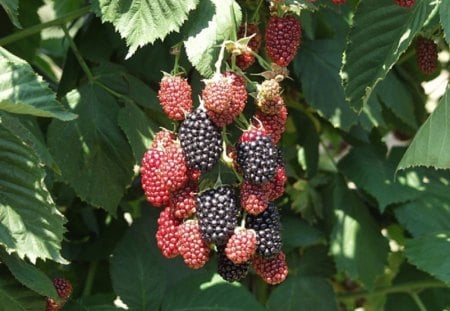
left=395, top=0, right=415, bottom=8
left=46, top=278, right=72, bottom=311
left=415, top=36, right=438, bottom=75
left=140, top=2, right=301, bottom=286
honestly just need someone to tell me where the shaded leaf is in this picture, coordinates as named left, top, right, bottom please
left=118, top=102, right=157, bottom=162
left=184, top=0, right=242, bottom=77
left=0, top=47, right=77, bottom=120
left=440, top=0, right=450, bottom=44
left=162, top=274, right=265, bottom=311
left=343, top=0, right=437, bottom=111
left=0, top=250, right=58, bottom=299
left=267, top=276, right=338, bottom=311
left=327, top=176, right=389, bottom=289
left=64, top=294, right=117, bottom=311
left=398, top=87, right=450, bottom=170
left=282, top=214, right=324, bottom=251
left=0, top=118, right=66, bottom=264
left=0, top=266, right=45, bottom=310
left=0, top=0, right=21, bottom=28
left=405, top=231, right=450, bottom=285
left=111, top=214, right=167, bottom=311
left=95, top=0, right=199, bottom=57
left=338, top=145, right=419, bottom=211
left=47, top=85, right=135, bottom=215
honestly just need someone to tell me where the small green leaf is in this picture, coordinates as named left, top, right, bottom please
left=440, top=0, right=450, bottom=44
left=0, top=0, right=21, bottom=28
left=0, top=118, right=66, bottom=264
left=338, top=145, right=419, bottom=211
left=111, top=215, right=167, bottom=311
left=405, top=231, right=450, bottom=285
left=343, top=0, right=438, bottom=111
left=47, top=85, right=135, bottom=215
left=0, top=250, right=58, bottom=299
left=398, top=87, right=450, bottom=170
left=0, top=47, right=77, bottom=120
left=95, top=0, right=199, bottom=57
left=162, top=274, right=265, bottom=311
left=184, top=0, right=242, bottom=77
left=327, top=176, right=389, bottom=289
left=267, top=276, right=338, bottom=311
left=118, top=103, right=157, bottom=162
left=0, top=266, right=45, bottom=310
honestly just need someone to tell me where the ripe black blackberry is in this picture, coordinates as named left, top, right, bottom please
left=178, top=109, right=223, bottom=173
left=236, top=136, right=278, bottom=184
left=245, top=202, right=282, bottom=258
left=217, top=247, right=249, bottom=282
left=196, top=185, right=239, bottom=245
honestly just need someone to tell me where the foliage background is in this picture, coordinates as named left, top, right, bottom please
left=0, top=0, right=450, bottom=310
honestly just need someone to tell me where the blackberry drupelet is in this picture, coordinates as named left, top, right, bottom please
left=246, top=202, right=282, bottom=257
left=178, top=109, right=223, bottom=173
left=236, top=135, right=278, bottom=184
left=196, top=185, right=240, bottom=245
left=217, top=247, right=249, bottom=282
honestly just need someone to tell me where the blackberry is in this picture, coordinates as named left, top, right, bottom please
left=178, top=109, right=223, bottom=173
left=236, top=136, right=278, bottom=184
left=217, top=247, right=249, bottom=282
left=196, top=185, right=240, bottom=245
left=246, top=202, right=282, bottom=257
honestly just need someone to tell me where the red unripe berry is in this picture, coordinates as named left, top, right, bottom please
left=225, top=228, right=257, bottom=264
left=395, top=0, right=415, bottom=8
left=267, top=166, right=287, bottom=200
left=416, top=37, right=438, bottom=75
left=252, top=105, right=288, bottom=144
left=236, top=23, right=262, bottom=70
left=46, top=278, right=72, bottom=311
left=178, top=220, right=210, bottom=269
left=240, top=181, right=269, bottom=215
left=158, top=76, right=193, bottom=121
left=170, top=181, right=198, bottom=219
left=332, top=0, right=346, bottom=4
left=202, top=75, right=233, bottom=113
left=265, top=16, right=301, bottom=67
left=252, top=251, right=288, bottom=285
left=156, top=206, right=181, bottom=258
left=207, top=72, right=247, bottom=127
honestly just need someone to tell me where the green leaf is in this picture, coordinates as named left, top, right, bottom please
left=47, top=85, right=135, bottom=215
left=118, top=103, right=157, bottom=162
left=0, top=113, right=59, bottom=172
left=184, top=0, right=242, bottom=77
left=111, top=214, right=167, bottom=311
left=0, top=0, right=21, bottom=28
left=267, top=276, right=338, bottom=311
left=0, top=118, right=66, bottom=264
left=64, top=294, right=117, bottom=311
left=0, top=266, right=45, bottom=310
left=327, top=176, right=389, bottom=289
left=440, top=0, right=450, bottom=44
left=395, top=198, right=450, bottom=237
left=0, top=250, right=58, bottom=299
left=398, top=87, right=450, bottom=170
left=0, top=47, right=77, bottom=121
left=282, top=214, right=324, bottom=251
left=405, top=231, right=450, bottom=285
left=338, top=145, right=419, bottom=212
left=343, top=0, right=438, bottom=111
left=293, top=8, right=357, bottom=131
left=162, top=274, right=265, bottom=311
left=95, top=0, right=199, bottom=57
left=375, top=72, right=418, bottom=130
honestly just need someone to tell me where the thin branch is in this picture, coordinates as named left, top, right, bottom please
left=0, top=6, right=91, bottom=46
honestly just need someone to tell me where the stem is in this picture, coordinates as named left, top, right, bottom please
left=337, top=280, right=446, bottom=301
left=82, top=260, right=98, bottom=296
left=94, top=81, right=133, bottom=103
left=0, top=6, right=91, bottom=46
left=250, top=50, right=272, bottom=71
left=62, top=24, right=94, bottom=83
left=410, top=292, right=428, bottom=311
left=214, top=43, right=227, bottom=75
left=251, top=0, right=264, bottom=22
left=319, top=139, right=338, bottom=170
